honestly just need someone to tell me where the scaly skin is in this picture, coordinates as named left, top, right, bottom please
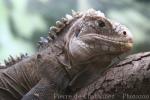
left=0, top=9, right=133, bottom=100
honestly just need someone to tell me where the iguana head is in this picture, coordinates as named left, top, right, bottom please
left=64, top=9, right=133, bottom=64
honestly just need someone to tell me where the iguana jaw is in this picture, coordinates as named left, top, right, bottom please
left=78, top=33, right=133, bottom=54
left=67, top=33, right=133, bottom=64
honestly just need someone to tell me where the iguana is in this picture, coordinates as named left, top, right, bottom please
left=0, top=9, right=133, bottom=100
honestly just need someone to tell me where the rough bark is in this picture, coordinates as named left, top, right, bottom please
left=68, top=52, right=150, bottom=100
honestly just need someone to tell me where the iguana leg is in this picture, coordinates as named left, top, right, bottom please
left=21, top=78, right=56, bottom=100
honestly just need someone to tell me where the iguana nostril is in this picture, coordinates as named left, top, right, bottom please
left=123, top=31, right=126, bottom=36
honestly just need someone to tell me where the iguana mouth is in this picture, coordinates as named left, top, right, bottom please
left=75, top=33, right=133, bottom=54
left=78, top=33, right=133, bottom=47
left=79, top=34, right=133, bottom=43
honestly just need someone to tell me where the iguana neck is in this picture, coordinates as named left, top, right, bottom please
left=57, top=49, right=116, bottom=94
left=57, top=41, right=113, bottom=79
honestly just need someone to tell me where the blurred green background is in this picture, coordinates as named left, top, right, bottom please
left=0, top=0, right=150, bottom=64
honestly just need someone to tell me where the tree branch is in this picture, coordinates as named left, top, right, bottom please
left=71, top=52, right=150, bottom=100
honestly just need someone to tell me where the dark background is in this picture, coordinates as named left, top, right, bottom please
left=0, top=0, right=150, bottom=63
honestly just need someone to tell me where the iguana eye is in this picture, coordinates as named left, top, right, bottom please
left=97, top=20, right=105, bottom=27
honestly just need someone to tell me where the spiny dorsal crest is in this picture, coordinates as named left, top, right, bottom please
left=2, top=53, right=28, bottom=68
left=83, top=8, right=105, bottom=17
left=0, top=63, right=5, bottom=69
left=37, top=9, right=105, bottom=50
